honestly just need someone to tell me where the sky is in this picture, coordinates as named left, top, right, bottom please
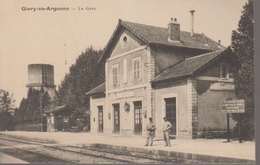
left=0, top=0, right=248, bottom=107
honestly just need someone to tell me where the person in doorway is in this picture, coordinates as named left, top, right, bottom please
left=163, top=117, right=172, bottom=147
left=145, top=117, right=156, bottom=146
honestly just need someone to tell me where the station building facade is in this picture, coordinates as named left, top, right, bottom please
left=86, top=18, right=236, bottom=139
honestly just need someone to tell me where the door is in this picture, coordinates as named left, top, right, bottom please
left=98, top=106, right=103, bottom=133
left=113, top=104, right=120, bottom=133
left=165, top=98, right=176, bottom=135
left=134, top=101, right=142, bottom=135
left=56, top=115, right=63, bottom=131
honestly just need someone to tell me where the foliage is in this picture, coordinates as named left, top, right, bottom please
left=57, top=46, right=105, bottom=125
left=231, top=0, right=254, bottom=140
left=0, top=89, right=15, bottom=131
left=0, top=111, right=13, bottom=131
left=0, top=89, right=15, bottom=113
left=13, top=87, right=51, bottom=131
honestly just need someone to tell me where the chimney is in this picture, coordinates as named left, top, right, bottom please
left=218, top=40, right=221, bottom=46
left=190, top=10, right=195, bottom=37
left=168, top=17, right=180, bottom=42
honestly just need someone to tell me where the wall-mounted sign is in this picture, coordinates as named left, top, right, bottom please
left=222, top=99, right=245, bottom=113
left=210, top=82, right=235, bottom=91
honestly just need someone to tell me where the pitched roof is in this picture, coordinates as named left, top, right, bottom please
left=85, top=83, right=105, bottom=96
left=44, top=105, right=67, bottom=114
left=152, top=47, right=232, bottom=84
left=100, top=19, right=223, bottom=62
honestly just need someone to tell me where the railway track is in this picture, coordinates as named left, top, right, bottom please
left=0, top=135, right=197, bottom=164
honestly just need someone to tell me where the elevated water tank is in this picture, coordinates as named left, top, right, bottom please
left=26, top=64, right=55, bottom=87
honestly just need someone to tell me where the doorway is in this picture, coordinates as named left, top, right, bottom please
left=98, top=106, right=103, bottom=133
left=113, top=104, right=120, bottom=133
left=165, top=98, right=176, bottom=135
left=134, top=101, right=142, bottom=135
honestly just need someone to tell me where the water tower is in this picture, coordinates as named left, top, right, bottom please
left=26, top=64, right=57, bottom=100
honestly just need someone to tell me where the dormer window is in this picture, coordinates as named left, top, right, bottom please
left=220, top=63, right=229, bottom=79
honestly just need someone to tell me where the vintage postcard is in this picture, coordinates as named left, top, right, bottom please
left=0, top=0, right=255, bottom=164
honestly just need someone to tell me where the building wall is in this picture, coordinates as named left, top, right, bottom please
left=150, top=46, right=209, bottom=75
left=103, top=29, right=155, bottom=137
left=195, top=56, right=236, bottom=134
left=90, top=96, right=106, bottom=134
left=197, top=84, right=236, bottom=131
left=107, top=48, right=149, bottom=91
left=154, top=80, right=190, bottom=138
left=111, top=30, right=145, bottom=56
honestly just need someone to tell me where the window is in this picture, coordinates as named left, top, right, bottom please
left=122, top=36, right=128, bottom=46
left=132, top=57, right=141, bottom=81
left=112, top=64, right=119, bottom=86
left=63, top=116, right=69, bottom=122
left=220, top=63, right=229, bottom=79
left=47, top=117, right=51, bottom=123
left=123, top=59, right=128, bottom=83
left=51, top=116, right=54, bottom=124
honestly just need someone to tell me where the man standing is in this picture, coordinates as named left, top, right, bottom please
left=163, top=117, right=172, bottom=147
left=145, top=117, right=156, bottom=146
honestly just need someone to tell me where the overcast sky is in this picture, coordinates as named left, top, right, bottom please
left=0, top=0, right=248, bottom=107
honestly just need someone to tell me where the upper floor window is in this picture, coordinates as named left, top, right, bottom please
left=132, top=57, right=141, bottom=81
left=123, top=59, right=128, bottom=83
left=220, top=63, right=229, bottom=79
left=112, top=64, right=119, bottom=86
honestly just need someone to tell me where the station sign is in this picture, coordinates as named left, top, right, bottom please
left=222, top=99, right=245, bottom=113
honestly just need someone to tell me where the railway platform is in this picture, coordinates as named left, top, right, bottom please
left=0, top=131, right=256, bottom=164
left=0, top=152, right=29, bottom=164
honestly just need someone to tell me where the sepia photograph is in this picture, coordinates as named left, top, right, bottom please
left=0, top=0, right=255, bottom=164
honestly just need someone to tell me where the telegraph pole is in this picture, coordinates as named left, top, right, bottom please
left=40, top=87, right=43, bottom=132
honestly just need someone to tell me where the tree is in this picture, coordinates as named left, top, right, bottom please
left=14, top=87, right=51, bottom=131
left=0, top=89, right=15, bottom=113
left=57, top=46, right=105, bottom=129
left=231, top=0, right=254, bottom=140
left=0, top=89, right=16, bottom=131
left=13, top=98, right=28, bottom=130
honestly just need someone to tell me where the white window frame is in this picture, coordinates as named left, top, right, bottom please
left=51, top=115, right=54, bottom=124
left=220, top=63, right=229, bottom=79
left=123, top=59, right=128, bottom=83
left=132, top=57, right=141, bottom=82
left=112, top=64, right=119, bottom=87
left=63, top=116, right=69, bottom=122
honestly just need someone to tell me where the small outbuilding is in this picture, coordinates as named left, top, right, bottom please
left=44, top=105, right=72, bottom=132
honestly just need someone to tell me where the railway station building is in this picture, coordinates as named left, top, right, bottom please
left=86, top=18, right=236, bottom=139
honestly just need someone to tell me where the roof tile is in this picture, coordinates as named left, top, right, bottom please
left=85, top=83, right=105, bottom=96
left=152, top=49, right=228, bottom=83
left=121, top=20, right=223, bottom=51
